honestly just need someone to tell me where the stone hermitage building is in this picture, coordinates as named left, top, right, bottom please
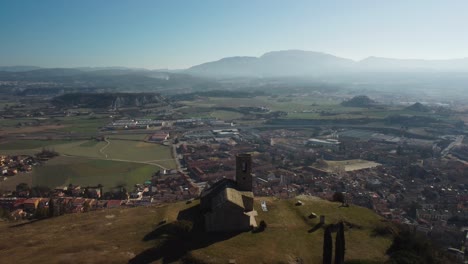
left=200, top=154, right=257, bottom=232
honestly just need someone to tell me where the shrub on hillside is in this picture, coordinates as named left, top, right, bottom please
left=387, top=229, right=435, bottom=264
left=333, top=192, right=345, bottom=203
left=253, top=220, right=267, bottom=233
left=372, top=224, right=397, bottom=237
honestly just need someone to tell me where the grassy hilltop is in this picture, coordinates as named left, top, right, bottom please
left=0, top=196, right=392, bottom=264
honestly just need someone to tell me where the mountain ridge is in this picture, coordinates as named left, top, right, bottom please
left=186, top=50, right=468, bottom=77
left=3, top=50, right=468, bottom=79
left=3, top=50, right=468, bottom=75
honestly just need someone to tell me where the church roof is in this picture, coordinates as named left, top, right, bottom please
left=200, top=178, right=237, bottom=199
left=211, top=187, right=253, bottom=210
left=201, top=178, right=254, bottom=211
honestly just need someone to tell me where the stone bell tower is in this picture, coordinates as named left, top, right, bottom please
left=236, top=153, right=252, bottom=192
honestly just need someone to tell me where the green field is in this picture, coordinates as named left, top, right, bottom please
left=210, top=110, right=244, bottom=120
left=180, top=95, right=456, bottom=121
left=57, top=116, right=112, bottom=133
left=0, top=137, right=176, bottom=190
left=78, top=140, right=100, bottom=147
left=107, top=134, right=149, bottom=140
left=30, top=156, right=158, bottom=190
left=1, top=138, right=176, bottom=169
left=52, top=140, right=108, bottom=158
left=103, top=140, right=174, bottom=165
left=0, top=139, right=74, bottom=150
left=0, top=115, right=110, bottom=134
left=0, top=118, right=30, bottom=127
left=0, top=196, right=392, bottom=264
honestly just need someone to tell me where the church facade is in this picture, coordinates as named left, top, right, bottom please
left=200, top=154, right=257, bottom=232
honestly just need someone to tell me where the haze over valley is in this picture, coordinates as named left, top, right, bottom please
left=2, top=1, right=468, bottom=264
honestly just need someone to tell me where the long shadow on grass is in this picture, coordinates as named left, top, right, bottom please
left=129, top=205, right=242, bottom=264
left=308, top=222, right=324, bottom=233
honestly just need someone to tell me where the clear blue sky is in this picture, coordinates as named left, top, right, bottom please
left=1, top=0, right=467, bottom=69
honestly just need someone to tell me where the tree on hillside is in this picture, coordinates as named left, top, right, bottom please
left=332, top=192, right=345, bottom=204
left=34, top=204, right=47, bottom=219
left=387, top=229, right=435, bottom=264
left=35, top=148, right=59, bottom=159
left=253, top=220, right=267, bottom=233
left=16, top=183, right=29, bottom=193
left=83, top=201, right=90, bottom=212
left=30, top=186, right=51, bottom=197
left=59, top=200, right=66, bottom=215
left=83, top=187, right=90, bottom=198
left=334, top=222, right=345, bottom=264
left=0, top=207, right=12, bottom=220
left=48, top=199, right=54, bottom=217
left=323, top=226, right=333, bottom=264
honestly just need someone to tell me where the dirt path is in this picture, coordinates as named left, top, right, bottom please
left=61, top=154, right=169, bottom=170
left=99, top=138, right=111, bottom=158
left=142, top=159, right=174, bottom=162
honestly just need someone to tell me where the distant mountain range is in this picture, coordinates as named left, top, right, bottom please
left=2, top=56, right=468, bottom=99
left=186, top=50, right=468, bottom=77
left=0, top=66, right=42, bottom=72
left=3, top=50, right=468, bottom=78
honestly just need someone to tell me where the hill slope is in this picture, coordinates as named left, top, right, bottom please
left=0, top=196, right=392, bottom=264
left=341, top=95, right=377, bottom=107
left=405, top=102, right=430, bottom=112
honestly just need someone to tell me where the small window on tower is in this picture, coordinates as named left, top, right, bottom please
left=242, top=162, right=247, bottom=172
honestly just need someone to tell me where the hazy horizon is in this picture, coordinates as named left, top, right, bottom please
left=3, top=49, right=468, bottom=71
left=1, top=0, right=468, bottom=69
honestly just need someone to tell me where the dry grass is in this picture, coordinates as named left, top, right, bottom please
left=0, top=196, right=392, bottom=264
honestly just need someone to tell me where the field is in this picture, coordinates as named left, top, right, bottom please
left=0, top=156, right=160, bottom=192
left=0, top=137, right=176, bottom=191
left=178, top=95, right=460, bottom=123
left=102, top=140, right=174, bottom=166
left=0, top=124, right=68, bottom=136
left=0, top=138, right=175, bottom=168
left=325, top=159, right=382, bottom=172
left=31, top=156, right=158, bottom=190
left=0, top=139, right=74, bottom=150
left=0, top=115, right=111, bottom=135
left=0, top=196, right=392, bottom=264
left=107, top=134, right=149, bottom=140
left=210, top=110, right=244, bottom=120
left=55, top=116, right=112, bottom=134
